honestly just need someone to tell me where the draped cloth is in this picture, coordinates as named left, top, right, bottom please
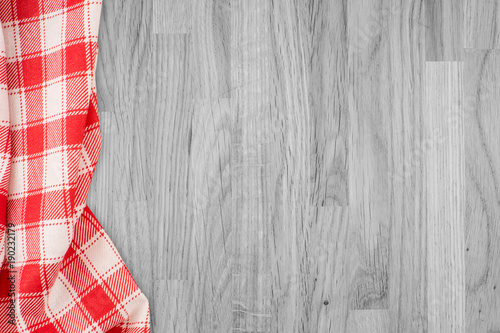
left=0, top=1, right=150, bottom=331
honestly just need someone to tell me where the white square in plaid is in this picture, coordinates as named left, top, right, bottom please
left=124, top=293, right=150, bottom=323
left=88, top=3, right=102, bottom=38
left=45, top=150, right=64, bottom=187
left=2, top=25, right=17, bottom=59
left=48, top=275, right=74, bottom=316
left=8, top=91, right=23, bottom=126
left=46, top=81, right=63, bottom=117
left=44, top=13, right=63, bottom=53
left=42, top=222, right=70, bottom=259
left=84, top=236, right=121, bottom=277
left=9, top=159, right=26, bottom=195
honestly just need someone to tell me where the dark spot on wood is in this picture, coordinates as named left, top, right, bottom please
left=323, top=300, right=329, bottom=306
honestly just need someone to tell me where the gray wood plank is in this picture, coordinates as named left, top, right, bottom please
left=87, top=110, right=150, bottom=205
left=191, top=0, right=231, bottom=99
left=464, top=49, right=500, bottom=333
left=348, top=1, right=428, bottom=331
left=188, top=98, right=234, bottom=332
left=306, top=0, right=349, bottom=206
left=147, top=34, right=194, bottom=281
left=95, top=0, right=151, bottom=114
left=153, top=0, right=192, bottom=34
left=267, top=1, right=317, bottom=331
left=230, top=1, right=274, bottom=331
left=425, top=0, right=463, bottom=61
left=384, top=2, right=428, bottom=332
left=299, top=207, right=350, bottom=332
left=346, top=310, right=389, bottom=332
left=425, top=62, right=465, bottom=332
left=347, top=0, right=391, bottom=311
left=465, top=0, right=500, bottom=49
left=88, top=0, right=156, bottom=320
left=153, top=280, right=195, bottom=332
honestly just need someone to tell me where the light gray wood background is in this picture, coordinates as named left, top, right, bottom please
left=86, top=0, right=500, bottom=332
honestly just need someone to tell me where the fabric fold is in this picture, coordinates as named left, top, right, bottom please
left=0, top=13, right=11, bottom=263
left=0, top=1, right=150, bottom=331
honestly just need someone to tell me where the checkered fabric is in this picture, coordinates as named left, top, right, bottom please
left=0, top=0, right=151, bottom=332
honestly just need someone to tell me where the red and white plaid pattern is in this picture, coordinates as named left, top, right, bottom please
left=0, top=1, right=151, bottom=331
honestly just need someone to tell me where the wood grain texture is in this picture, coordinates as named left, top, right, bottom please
left=307, top=0, right=349, bottom=206
left=148, top=34, right=194, bottom=281
left=188, top=98, right=233, bottom=332
left=89, top=0, right=500, bottom=331
left=230, top=1, right=274, bottom=331
left=464, top=49, right=500, bottom=333
left=153, top=0, right=192, bottom=34
left=347, top=0, right=391, bottom=311
left=191, top=0, right=231, bottom=99
left=425, top=62, right=465, bottom=332
left=384, top=2, right=428, bottom=331
left=346, top=310, right=389, bottom=333
left=348, top=1, right=428, bottom=330
left=465, top=0, right=500, bottom=49
left=425, top=0, right=463, bottom=61
left=95, top=0, right=151, bottom=115
left=153, top=280, right=195, bottom=332
left=299, top=207, right=350, bottom=332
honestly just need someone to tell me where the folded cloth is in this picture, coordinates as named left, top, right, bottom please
left=0, top=1, right=151, bottom=332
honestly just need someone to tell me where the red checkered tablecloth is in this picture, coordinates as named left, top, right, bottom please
left=0, top=0, right=151, bottom=331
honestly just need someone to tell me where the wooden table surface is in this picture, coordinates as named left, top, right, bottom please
left=88, top=0, right=500, bottom=331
